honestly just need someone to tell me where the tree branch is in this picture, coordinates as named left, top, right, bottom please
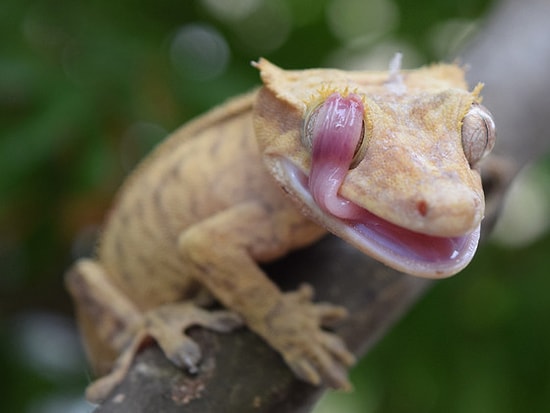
left=94, top=0, right=550, bottom=411
left=95, top=238, right=429, bottom=413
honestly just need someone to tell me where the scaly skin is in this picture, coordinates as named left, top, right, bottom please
left=66, top=58, right=495, bottom=402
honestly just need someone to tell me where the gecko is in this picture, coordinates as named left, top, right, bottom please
left=66, top=56, right=496, bottom=402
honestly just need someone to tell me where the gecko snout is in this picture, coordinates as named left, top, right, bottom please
left=410, top=186, right=484, bottom=237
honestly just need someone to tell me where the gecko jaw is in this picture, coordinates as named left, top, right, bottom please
left=278, top=159, right=480, bottom=279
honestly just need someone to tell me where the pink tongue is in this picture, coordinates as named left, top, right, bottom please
left=350, top=210, right=469, bottom=263
left=308, top=92, right=365, bottom=219
left=307, top=92, right=470, bottom=265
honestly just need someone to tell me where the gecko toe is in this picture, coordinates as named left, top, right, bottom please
left=314, top=303, right=349, bottom=327
left=291, top=283, right=315, bottom=302
left=322, top=333, right=356, bottom=366
left=289, top=358, right=322, bottom=386
left=202, top=310, right=244, bottom=332
left=142, top=303, right=242, bottom=373
left=165, top=337, right=202, bottom=371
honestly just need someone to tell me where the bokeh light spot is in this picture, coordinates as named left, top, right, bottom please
left=170, top=24, right=230, bottom=81
left=200, top=0, right=261, bottom=22
left=229, top=0, right=291, bottom=53
left=327, top=0, right=398, bottom=42
left=491, top=165, right=550, bottom=247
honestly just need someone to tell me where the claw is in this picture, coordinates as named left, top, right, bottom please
left=205, top=311, right=244, bottom=332
left=86, top=303, right=243, bottom=403
left=324, top=365, right=353, bottom=391
left=164, top=336, right=202, bottom=371
left=322, top=333, right=355, bottom=366
left=314, top=303, right=349, bottom=327
left=295, top=283, right=314, bottom=301
left=290, top=358, right=321, bottom=386
left=256, top=286, right=354, bottom=392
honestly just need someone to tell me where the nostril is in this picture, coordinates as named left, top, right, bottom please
left=416, top=200, right=428, bottom=217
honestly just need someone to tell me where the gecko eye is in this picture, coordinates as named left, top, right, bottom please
left=461, top=104, right=496, bottom=168
left=349, top=120, right=368, bottom=168
left=302, top=102, right=322, bottom=150
left=302, top=97, right=369, bottom=169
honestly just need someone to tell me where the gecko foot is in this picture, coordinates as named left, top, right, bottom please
left=258, top=284, right=355, bottom=390
left=86, top=303, right=243, bottom=403
left=144, top=302, right=243, bottom=370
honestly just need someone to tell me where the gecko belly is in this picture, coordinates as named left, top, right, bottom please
left=280, top=159, right=480, bottom=278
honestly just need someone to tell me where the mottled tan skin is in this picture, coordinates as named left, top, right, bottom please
left=256, top=59, right=484, bottom=238
left=66, top=59, right=486, bottom=402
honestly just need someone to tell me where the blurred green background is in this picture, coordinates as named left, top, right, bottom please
left=2, top=0, right=550, bottom=412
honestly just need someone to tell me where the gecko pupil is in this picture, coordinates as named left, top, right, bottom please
left=461, top=104, right=496, bottom=167
left=349, top=120, right=366, bottom=169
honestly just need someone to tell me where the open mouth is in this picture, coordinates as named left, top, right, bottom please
left=280, top=159, right=480, bottom=278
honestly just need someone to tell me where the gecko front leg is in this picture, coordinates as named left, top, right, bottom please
left=178, top=201, right=356, bottom=389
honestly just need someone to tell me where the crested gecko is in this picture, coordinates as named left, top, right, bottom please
left=66, top=56, right=496, bottom=402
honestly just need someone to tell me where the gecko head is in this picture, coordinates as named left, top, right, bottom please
left=253, top=58, right=496, bottom=278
